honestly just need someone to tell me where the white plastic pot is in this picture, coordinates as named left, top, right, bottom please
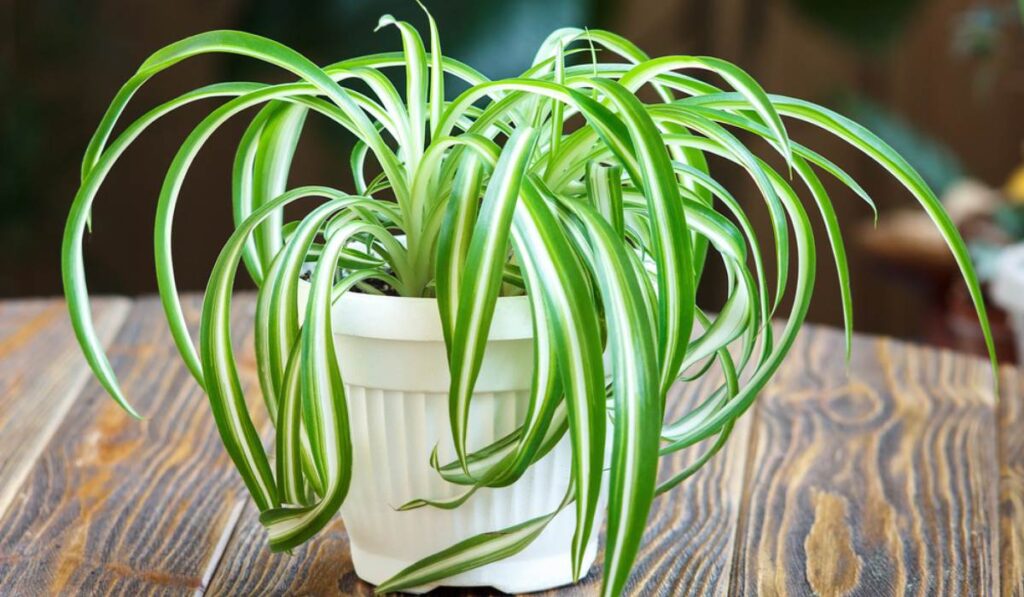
left=299, top=288, right=602, bottom=593
left=993, top=244, right=1024, bottom=366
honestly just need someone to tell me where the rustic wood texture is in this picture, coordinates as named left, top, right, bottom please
left=0, top=296, right=263, bottom=595
left=0, top=297, right=130, bottom=521
left=731, top=328, right=1000, bottom=596
left=999, top=367, right=1024, bottom=595
left=0, top=295, right=1017, bottom=596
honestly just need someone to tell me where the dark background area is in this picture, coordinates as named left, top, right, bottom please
left=4, top=0, right=1024, bottom=350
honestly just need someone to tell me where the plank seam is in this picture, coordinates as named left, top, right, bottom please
left=725, top=371, right=765, bottom=596
left=195, top=499, right=247, bottom=596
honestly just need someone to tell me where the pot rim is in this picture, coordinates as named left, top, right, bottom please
left=327, top=289, right=534, bottom=343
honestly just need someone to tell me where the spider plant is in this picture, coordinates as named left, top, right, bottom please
left=63, top=5, right=995, bottom=595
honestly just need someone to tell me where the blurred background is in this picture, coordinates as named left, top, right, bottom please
left=4, top=0, right=1024, bottom=358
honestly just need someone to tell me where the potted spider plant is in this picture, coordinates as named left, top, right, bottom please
left=62, top=6, right=995, bottom=595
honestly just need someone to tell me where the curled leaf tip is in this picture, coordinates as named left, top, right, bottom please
left=375, top=14, right=397, bottom=31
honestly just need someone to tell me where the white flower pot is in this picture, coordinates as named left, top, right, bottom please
left=309, top=289, right=602, bottom=593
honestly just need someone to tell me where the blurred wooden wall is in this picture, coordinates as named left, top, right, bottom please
left=610, top=0, right=1024, bottom=339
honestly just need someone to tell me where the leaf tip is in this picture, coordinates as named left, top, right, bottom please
left=414, top=0, right=433, bottom=19
left=111, top=388, right=144, bottom=420
left=395, top=499, right=423, bottom=512
left=571, top=556, right=583, bottom=583
left=375, top=14, right=397, bottom=32
left=428, top=443, right=443, bottom=471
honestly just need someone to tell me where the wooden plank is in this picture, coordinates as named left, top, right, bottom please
left=205, top=345, right=756, bottom=595
left=2, top=299, right=1002, bottom=595
left=999, top=366, right=1024, bottom=595
left=0, top=297, right=130, bottom=520
left=729, top=327, right=1000, bottom=596
left=0, top=295, right=265, bottom=595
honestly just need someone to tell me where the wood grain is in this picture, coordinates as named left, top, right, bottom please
left=730, top=327, right=1000, bottom=596
left=205, top=347, right=755, bottom=596
left=999, top=366, right=1024, bottom=595
left=0, top=297, right=1015, bottom=596
left=0, top=295, right=265, bottom=595
left=0, top=297, right=130, bottom=521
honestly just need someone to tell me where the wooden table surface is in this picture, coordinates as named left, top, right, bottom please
left=0, top=294, right=1021, bottom=596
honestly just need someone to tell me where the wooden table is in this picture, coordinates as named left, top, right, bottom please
left=0, top=294, right=1021, bottom=596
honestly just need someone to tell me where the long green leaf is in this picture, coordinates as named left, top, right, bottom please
left=552, top=183, right=660, bottom=594
left=448, top=126, right=539, bottom=471
left=513, top=178, right=605, bottom=578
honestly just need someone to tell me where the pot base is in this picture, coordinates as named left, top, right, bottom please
left=351, top=540, right=598, bottom=594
